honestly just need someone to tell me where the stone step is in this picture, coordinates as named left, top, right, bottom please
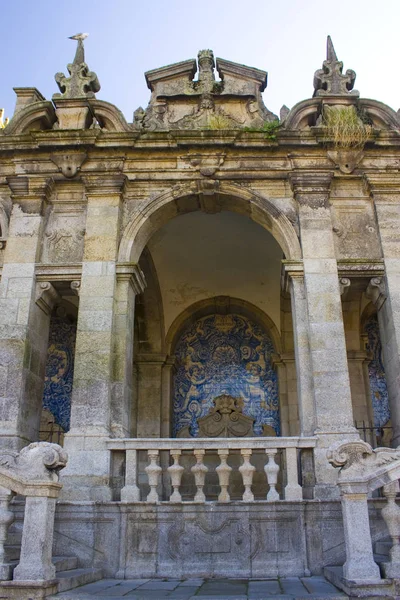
left=56, top=567, right=103, bottom=593
left=53, top=556, right=79, bottom=572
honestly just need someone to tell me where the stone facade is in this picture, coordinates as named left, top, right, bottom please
left=0, top=35, right=399, bottom=586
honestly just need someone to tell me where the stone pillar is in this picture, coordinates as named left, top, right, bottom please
left=161, top=357, right=175, bottom=437
left=366, top=174, right=400, bottom=446
left=339, top=483, right=380, bottom=582
left=289, top=173, right=357, bottom=498
left=13, top=496, right=57, bottom=581
left=0, top=177, right=53, bottom=449
left=283, top=265, right=315, bottom=437
left=136, top=355, right=165, bottom=438
left=61, top=175, right=130, bottom=500
left=112, top=264, right=145, bottom=438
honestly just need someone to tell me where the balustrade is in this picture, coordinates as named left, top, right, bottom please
left=107, top=437, right=317, bottom=503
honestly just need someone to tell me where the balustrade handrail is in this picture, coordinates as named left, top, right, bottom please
left=109, top=436, right=317, bottom=504
left=107, top=436, right=318, bottom=451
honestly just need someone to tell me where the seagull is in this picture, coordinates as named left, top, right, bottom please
left=69, top=33, right=89, bottom=41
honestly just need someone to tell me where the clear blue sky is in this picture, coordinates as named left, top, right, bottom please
left=2, top=0, right=399, bottom=122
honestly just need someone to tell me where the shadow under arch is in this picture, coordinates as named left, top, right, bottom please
left=118, top=182, right=301, bottom=263
left=166, top=296, right=281, bottom=357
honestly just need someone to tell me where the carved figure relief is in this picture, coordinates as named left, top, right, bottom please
left=43, top=223, right=85, bottom=263
left=365, top=315, right=390, bottom=427
left=173, top=313, right=279, bottom=437
left=42, top=314, right=77, bottom=431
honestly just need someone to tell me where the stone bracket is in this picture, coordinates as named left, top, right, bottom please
left=339, top=277, right=351, bottom=296
left=35, top=281, right=61, bottom=315
left=365, top=277, right=387, bottom=310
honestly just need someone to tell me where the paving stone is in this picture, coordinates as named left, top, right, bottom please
left=178, top=579, right=204, bottom=586
left=248, top=579, right=281, bottom=594
left=280, top=577, right=309, bottom=595
left=138, top=580, right=181, bottom=590
left=300, top=576, right=342, bottom=595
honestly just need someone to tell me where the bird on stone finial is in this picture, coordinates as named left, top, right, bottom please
left=69, top=33, right=89, bottom=65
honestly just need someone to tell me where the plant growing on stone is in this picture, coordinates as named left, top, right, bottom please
left=322, top=105, right=372, bottom=149
left=206, top=114, right=235, bottom=130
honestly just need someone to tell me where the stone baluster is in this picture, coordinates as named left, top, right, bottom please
left=284, top=447, right=302, bottom=500
left=239, top=449, right=255, bottom=501
left=0, top=487, right=14, bottom=580
left=145, top=450, right=162, bottom=503
left=216, top=449, right=232, bottom=502
left=191, top=449, right=208, bottom=503
left=167, top=450, right=184, bottom=503
left=14, top=496, right=57, bottom=581
left=265, top=449, right=280, bottom=501
left=381, top=481, right=400, bottom=578
left=121, top=449, right=140, bottom=502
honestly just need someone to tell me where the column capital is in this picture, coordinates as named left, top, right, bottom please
left=82, top=174, right=127, bottom=197
left=116, top=262, right=146, bottom=294
left=6, top=176, right=54, bottom=211
left=281, top=260, right=304, bottom=293
left=289, top=171, right=333, bottom=208
left=364, top=172, right=400, bottom=201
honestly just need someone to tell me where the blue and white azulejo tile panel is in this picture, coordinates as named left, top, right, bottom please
left=42, top=315, right=76, bottom=432
left=365, top=315, right=390, bottom=427
left=173, top=313, right=280, bottom=437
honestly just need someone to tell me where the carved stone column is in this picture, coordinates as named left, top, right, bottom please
left=365, top=173, right=400, bottom=446
left=61, top=175, right=128, bottom=500
left=0, top=177, right=53, bottom=449
left=289, top=173, right=357, bottom=498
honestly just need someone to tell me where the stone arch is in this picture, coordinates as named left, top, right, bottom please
left=166, top=296, right=281, bottom=356
left=118, top=182, right=301, bottom=263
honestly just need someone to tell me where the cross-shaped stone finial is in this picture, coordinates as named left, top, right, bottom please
left=313, top=36, right=359, bottom=97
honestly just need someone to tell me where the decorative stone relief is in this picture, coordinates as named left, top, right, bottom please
left=42, top=314, right=77, bottom=432
left=365, top=315, right=390, bottom=427
left=134, top=49, right=277, bottom=132
left=50, top=151, right=88, bottom=178
left=0, top=442, right=67, bottom=483
left=42, top=217, right=85, bottom=264
left=330, top=202, right=381, bottom=259
left=327, top=439, right=400, bottom=483
left=173, top=313, right=279, bottom=437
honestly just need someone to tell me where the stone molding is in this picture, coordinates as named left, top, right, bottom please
left=337, top=260, right=384, bottom=279
left=289, top=172, right=333, bottom=209
left=365, top=173, right=400, bottom=201
left=82, top=173, right=127, bottom=197
left=116, top=262, right=146, bottom=294
left=35, top=281, right=61, bottom=315
left=281, top=260, right=304, bottom=293
left=6, top=176, right=55, bottom=207
left=339, top=277, right=351, bottom=296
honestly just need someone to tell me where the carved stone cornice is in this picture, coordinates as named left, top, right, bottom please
left=82, top=174, right=127, bottom=197
left=116, top=262, right=146, bottom=294
left=337, top=260, right=384, bottom=279
left=364, top=173, right=400, bottom=202
left=289, top=172, right=333, bottom=209
left=6, top=176, right=55, bottom=213
left=365, top=277, right=387, bottom=310
left=35, top=281, right=61, bottom=315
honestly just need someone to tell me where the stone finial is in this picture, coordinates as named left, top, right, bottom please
left=313, top=36, right=359, bottom=97
left=53, top=33, right=100, bottom=99
left=198, top=49, right=215, bottom=90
